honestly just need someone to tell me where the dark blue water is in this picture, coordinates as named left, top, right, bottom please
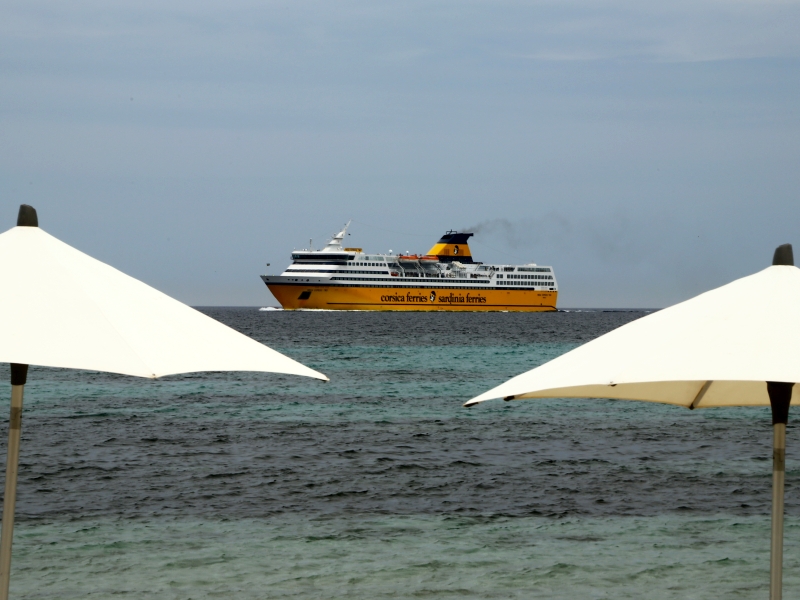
left=2, top=309, right=797, bottom=598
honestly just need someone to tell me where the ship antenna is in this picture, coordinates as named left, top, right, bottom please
left=332, top=221, right=351, bottom=244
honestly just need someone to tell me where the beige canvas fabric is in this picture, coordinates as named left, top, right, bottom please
left=0, top=225, right=327, bottom=381
left=467, top=265, right=800, bottom=407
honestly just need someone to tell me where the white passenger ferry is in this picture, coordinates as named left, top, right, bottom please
left=261, top=223, right=558, bottom=311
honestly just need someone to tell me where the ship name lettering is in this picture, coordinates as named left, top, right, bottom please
left=436, top=293, right=487, bottom=304
left=380, top=293, right=406, bottom=302
left=406, top=292, right=428, bottom=303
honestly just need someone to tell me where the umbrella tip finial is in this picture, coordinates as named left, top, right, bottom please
left=17, top=204, right=38, bottom=227
left=773, top=244, right=793, bottom=266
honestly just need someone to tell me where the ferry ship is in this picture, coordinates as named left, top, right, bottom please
left=261, top=223, right=558, bottom=311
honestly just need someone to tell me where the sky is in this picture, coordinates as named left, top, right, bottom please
left=2, top=0, right=799, bottom=307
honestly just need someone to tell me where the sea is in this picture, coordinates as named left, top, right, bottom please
left=2, top=308, right=798, bottom=599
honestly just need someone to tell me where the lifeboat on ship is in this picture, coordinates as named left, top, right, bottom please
left=397, top=254, right=421, bottom=265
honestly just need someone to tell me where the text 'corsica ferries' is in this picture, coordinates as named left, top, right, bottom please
left=261, top=223, right=558, bottom=311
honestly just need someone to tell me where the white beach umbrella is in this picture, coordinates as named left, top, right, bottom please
left=0, top=205, right=328, bottom=599
left=466, top=244, right=798, bottom=600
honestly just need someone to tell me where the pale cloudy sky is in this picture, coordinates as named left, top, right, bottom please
left=2, top=0, right=799, bottom=307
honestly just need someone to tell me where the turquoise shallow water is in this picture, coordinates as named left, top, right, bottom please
left=12, top=515, right=800, bottom=599
left=2, top=309, right=798, bottom=597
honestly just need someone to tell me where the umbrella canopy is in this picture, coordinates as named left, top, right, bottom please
left=466, top=262, right=800, bottom=408
left=0, top=216, right=327, bottom=380
left=0, top=205, right=327, bottom=600
left=466, top=245, right=797, bottom=600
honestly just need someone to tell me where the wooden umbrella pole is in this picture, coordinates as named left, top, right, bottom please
left=768, top=381, right=794, bottom=600
left=0, top=364, right=27, bottom=600
left=768, top=246, right=796, bottom=600
left=771, top=421, right=786, bottom=600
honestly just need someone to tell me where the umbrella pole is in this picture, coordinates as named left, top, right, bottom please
left=768, top=381, right=794, bottom=600
left=0, top=364, right=27, bottom=600
left=771, top=421, right=786, bottom=600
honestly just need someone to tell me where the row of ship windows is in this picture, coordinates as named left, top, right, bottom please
left=505, top=280, right=555, bottom=286
left=480, top=267, right=553, bottom=273
left=327, top=277, right=556, bottom=287
left=288, top=269, right=553, bottom=280
left=288, top=269, right=387, bottom=274
left=289, top=271, right=489, bottom=279
left=283, top=281, right=556, bottom=290
left=292, top=261, right=553, bottom=273
left=330, top=277, right=490, bottom=284
left=288, top=270, right=554, bottom=282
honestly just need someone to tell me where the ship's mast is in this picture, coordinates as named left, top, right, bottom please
left=321, top=220, right=351, bottom=252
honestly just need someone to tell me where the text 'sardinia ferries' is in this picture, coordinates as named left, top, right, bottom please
left=261, top=223, right=558, bottom=311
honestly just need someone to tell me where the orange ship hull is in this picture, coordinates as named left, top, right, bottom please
left=267, top=283, right=557, bottom=312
